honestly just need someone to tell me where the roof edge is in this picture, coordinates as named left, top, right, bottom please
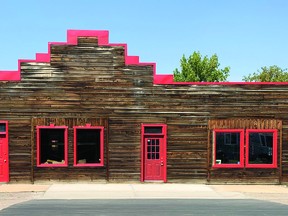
left=0, top=30, right=156, bottom=81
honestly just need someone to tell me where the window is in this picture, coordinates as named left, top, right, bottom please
left=37, top=125, right=68, bottom=167
left=144, top=126, right=163, bottom=134
left=213, top=129, right=244, bottom=168
left=246, top=129, right=277, bottom=168
left=0, top=122, right=7, bottom=133
left=74, top=126, right=104, bottom=167
left=147, top=138, right=160, bottom=159
left=213, top=129, right=278, bottom=169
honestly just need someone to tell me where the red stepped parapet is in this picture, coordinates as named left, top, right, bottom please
left=1, top=30, right=288, bottom=85
left=0, top=30, right=158, bottom=82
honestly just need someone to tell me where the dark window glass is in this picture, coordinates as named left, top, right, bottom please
left=146, top=138, right=160, bottom=160
left=248, top=132, right=273, bottom=164
left=0, top=123, right=6, bottom=132
left=39, top=129, right=65, bottom=164
left=76, top=129, right=101, bottom=164
left=144, top=127, right=162, bottom=134
left=215, top=132, right=240, bottom=164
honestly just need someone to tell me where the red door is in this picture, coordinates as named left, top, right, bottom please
left=144, top=136, right=166, bottom=181
left=0, top=122, right=9, bottom=182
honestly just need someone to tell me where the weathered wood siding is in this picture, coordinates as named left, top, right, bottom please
left=208, top=119, right=282, bottom=184
left=31, top=118, right=108, bottom=182
left=1, top=36, right=288, bottom=183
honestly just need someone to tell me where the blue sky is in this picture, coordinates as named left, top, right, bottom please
left=0, top=0, right=287, bottom=81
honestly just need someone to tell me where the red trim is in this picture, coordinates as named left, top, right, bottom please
left=141, top=123, right=167, bottom=182
left=0, top=30, right=155, bottom=82
left=36, top=125, right=68, bottom=167
left=245, top=129, right=277, bottom=168
left=212, top=129, right=245, bottom=168
left=2, top=29, right=288, bottom=85
left=153, top=74, right=288, bottom=85
left=141, top=124, right=144, bottom=182
left=73, top=126, right=104, bottom=167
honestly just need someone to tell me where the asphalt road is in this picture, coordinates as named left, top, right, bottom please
left=0, top=199, right=288, bottom=216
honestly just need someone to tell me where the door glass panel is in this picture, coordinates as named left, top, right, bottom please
left=146, top=138, right=160, bottom=160
left=0, top=123, right=6, bottom=133
left=156, top=139, right=159, bottom=146
left=147, top=146, right=151, bottom=152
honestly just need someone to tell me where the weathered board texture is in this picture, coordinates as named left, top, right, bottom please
left=208, top=119, right=282, bottom=184
left=1, top=37, right=288, bottom=183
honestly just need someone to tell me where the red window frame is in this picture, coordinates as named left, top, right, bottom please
left=213, top=129, right=245, bottom=168
left=36, top=125, right=68, bottom=167
left=246, top=129, right=277, bottom=168
left=73, top=125, right=104, bottom=167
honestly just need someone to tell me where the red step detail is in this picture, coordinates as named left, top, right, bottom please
left=0, top=30, right=156, bottom=82
left=1, top=30, right=288, bottom=85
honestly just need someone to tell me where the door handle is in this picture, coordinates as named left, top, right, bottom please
left=4, top=160, right=7, bottom=163
left=161, top=161, right=164, bottom=166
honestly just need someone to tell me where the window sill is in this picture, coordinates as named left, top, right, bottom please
left=37, top=164, right=68, bottom=168
left=74, top=163, right=104, bottom=167
left=212, top=164, right=244, bottom=169
left=245, top=164, right=277, bottom=168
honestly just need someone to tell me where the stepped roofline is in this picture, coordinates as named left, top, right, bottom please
left=0, top=30, right=156, bottom=82
left=0, top=30, right=287, bottom=85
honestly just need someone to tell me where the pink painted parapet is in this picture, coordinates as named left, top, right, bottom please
left=1, top=30, right=288, bottom=85
left=153, top=74, right=288, bottom=85
left=0, top=30, right=156, bottom=82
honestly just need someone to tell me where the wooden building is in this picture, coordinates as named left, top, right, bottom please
left=0, top=30, right=288, bottom=184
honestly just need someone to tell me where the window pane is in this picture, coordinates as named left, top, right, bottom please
left=144, top=127, right=162, bottom=134
left=215, top=132, right=240, bottom=164
left=156, top=146, right=159, bottom=153
left=156, top=139, right=159, bottom=146
left=248, top=132, right=273, bottom=164
left=0, top=123, right=6, bottom=132
left=147, top=146, right=152, bottom=153
left=76, top=129, right=101, bottom=164
left=39, top=129, right=65, bottom=164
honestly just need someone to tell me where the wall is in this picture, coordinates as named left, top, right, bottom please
left=1, top=35, right=288, bottom=183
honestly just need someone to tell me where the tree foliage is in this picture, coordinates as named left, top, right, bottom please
left=242, top=65, right=288, bottom=82
left=173, top=51, right=230, bottom=82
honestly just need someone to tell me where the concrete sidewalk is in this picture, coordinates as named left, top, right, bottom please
left=1, top=183, right=288, bottom=210
left=41, top=183, right=246, bottom=199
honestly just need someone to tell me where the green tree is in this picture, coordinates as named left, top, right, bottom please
left=173, top=51, right=230, bottom=82
left=242, top=65, right=288, bottom=82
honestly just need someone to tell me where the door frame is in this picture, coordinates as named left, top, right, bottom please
left=141, top=123, right=167, bottom=182
left=0, top=121, right=9, bottom=183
